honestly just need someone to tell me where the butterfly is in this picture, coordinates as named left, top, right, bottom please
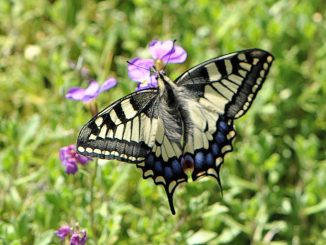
left=77, top=49, right=274, bottom=214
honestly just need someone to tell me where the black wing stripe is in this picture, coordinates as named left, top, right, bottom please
left=230, top=56, right=241, bottom=73
left=114, top=103, right=126, bottom=123
left=215, top=60, right=228, bottom=77
left=103, top=113, right=116, bottom=129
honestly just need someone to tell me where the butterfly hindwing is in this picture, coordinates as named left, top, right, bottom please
left=77, top=89, right=160, bottom=163
left=137, top=113, right=236, bottom=214
left=176, top=49, right=274, bottom=119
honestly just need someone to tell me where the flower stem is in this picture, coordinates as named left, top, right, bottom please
left=90, top=158, right=98, bottom=237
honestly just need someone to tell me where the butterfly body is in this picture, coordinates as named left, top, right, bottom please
left=77, top=49, right=274, bottom=214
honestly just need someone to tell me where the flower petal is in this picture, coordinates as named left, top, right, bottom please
left=66, top=87, right=87, bottom=101
left=128, top=58, right=154, bottom=82
left=59, top=145, right=74, bottom=162
left=56, top=225, right=72, bottom=240
left=99, top=78, right=117, bottom=93
left=161, top=45, right=187, bottom=63
left=66, top=82, right=100, bottom=102
left=70, top=230, right=87, bottom=245
left=149, top=40, right=174, bottom=60
left=59, top=144, right=90, bottom=174
left=76, top=154, right=91, bottom=165
left=80, top=230, right=87, bottom=245
left=70, top=233, right=81, bottom=245
left=85, top=81, right=100, bottom=97
left=65, top=160, right=78, bottom=174
left=136, top=75, right=158, bottom=91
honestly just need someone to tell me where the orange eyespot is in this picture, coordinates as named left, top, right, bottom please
left=181, top=155, right=194, bottom=172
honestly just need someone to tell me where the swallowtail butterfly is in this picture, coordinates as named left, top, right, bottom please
left=77, top=49, right=274, bottom=214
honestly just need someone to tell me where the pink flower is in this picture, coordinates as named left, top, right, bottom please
left=128, top=40, right=187, bottom=91
left=66, top=78, right=117, bottom=102
left=149, top=40, right=187, bottom=64
left=55, top=225, right=87, bottom=245
left=70, top=230, right=87, bottom=245
left=55, top=225, right=72, bottom=240
left=59, top=145, right=91, bottom=174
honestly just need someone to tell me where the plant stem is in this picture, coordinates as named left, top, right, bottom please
left=90, top=158, right=98, bottom=238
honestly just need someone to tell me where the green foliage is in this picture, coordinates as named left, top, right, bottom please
left=1, top=0, right=325, bottom=244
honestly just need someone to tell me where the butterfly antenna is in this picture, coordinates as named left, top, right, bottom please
left=127, top=60, right=151, bottom=72
left=162, top=39, right=177, bottom=71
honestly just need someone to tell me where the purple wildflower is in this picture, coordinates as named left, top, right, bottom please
left=128, top=58, right=158, bottom=90
left=128, top=58, right=154, bottom=82
left=70, top=230, right=87, bottom=245
left=128, top=40, right=187, bottom=90
left=66, top=78, right=117, bottom=102
left=56, top=225, right=72, bottom=240
left=149, top=40, right=187, bottom=64
left=59, top=145, right=91, bottom=174
left=56, top=225, right=87, bottom=245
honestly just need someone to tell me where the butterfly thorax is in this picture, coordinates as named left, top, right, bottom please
left=156, top=71, right=192, bottom=149
left=157, top=71, right=173, bottom=96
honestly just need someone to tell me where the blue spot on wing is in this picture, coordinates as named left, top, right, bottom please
left=206, top=153, right=214, bottom=167
left=194, top=152, right=205, bottom=170
left=164, top=167, right=173, bottom=180
left=215, top=131, right=225, bottom=144
left=211, top=143, right=220, bottom=156
left=145, top=154, right=155, bottom=168
left=154, top=160, right=163, bottom=174
left=171, top=159, right=183, bottom=177
left=191, top=116, right=236, bottom=182
left=218, top=121, right=228, bottom=133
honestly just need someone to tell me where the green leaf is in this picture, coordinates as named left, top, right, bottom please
left=186, top=230, right=217, bottom=245
left=34, top=230, right=54, bottom=245
left=304, top=200, right=326, bottom=216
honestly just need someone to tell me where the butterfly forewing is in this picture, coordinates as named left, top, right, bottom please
left=77, top=89, right=159, bottom=163
left=176, top=49, right=274, bottom=119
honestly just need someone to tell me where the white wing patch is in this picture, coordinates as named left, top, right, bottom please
left=109, top=109, right=122, bottom=125
left=205, top=63, right=222, bottom=81
left=152, top=117, right=183, bottom=161
left=141, top=114, right=158, bottom=147
left=199, top=85, right=229, bottom=114
left=184, top=100, right=220, bottom=154
left=120, top=98, right=138, bottom=119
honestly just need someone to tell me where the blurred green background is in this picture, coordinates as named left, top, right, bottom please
left=1, top=0, right=325, bottom=244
